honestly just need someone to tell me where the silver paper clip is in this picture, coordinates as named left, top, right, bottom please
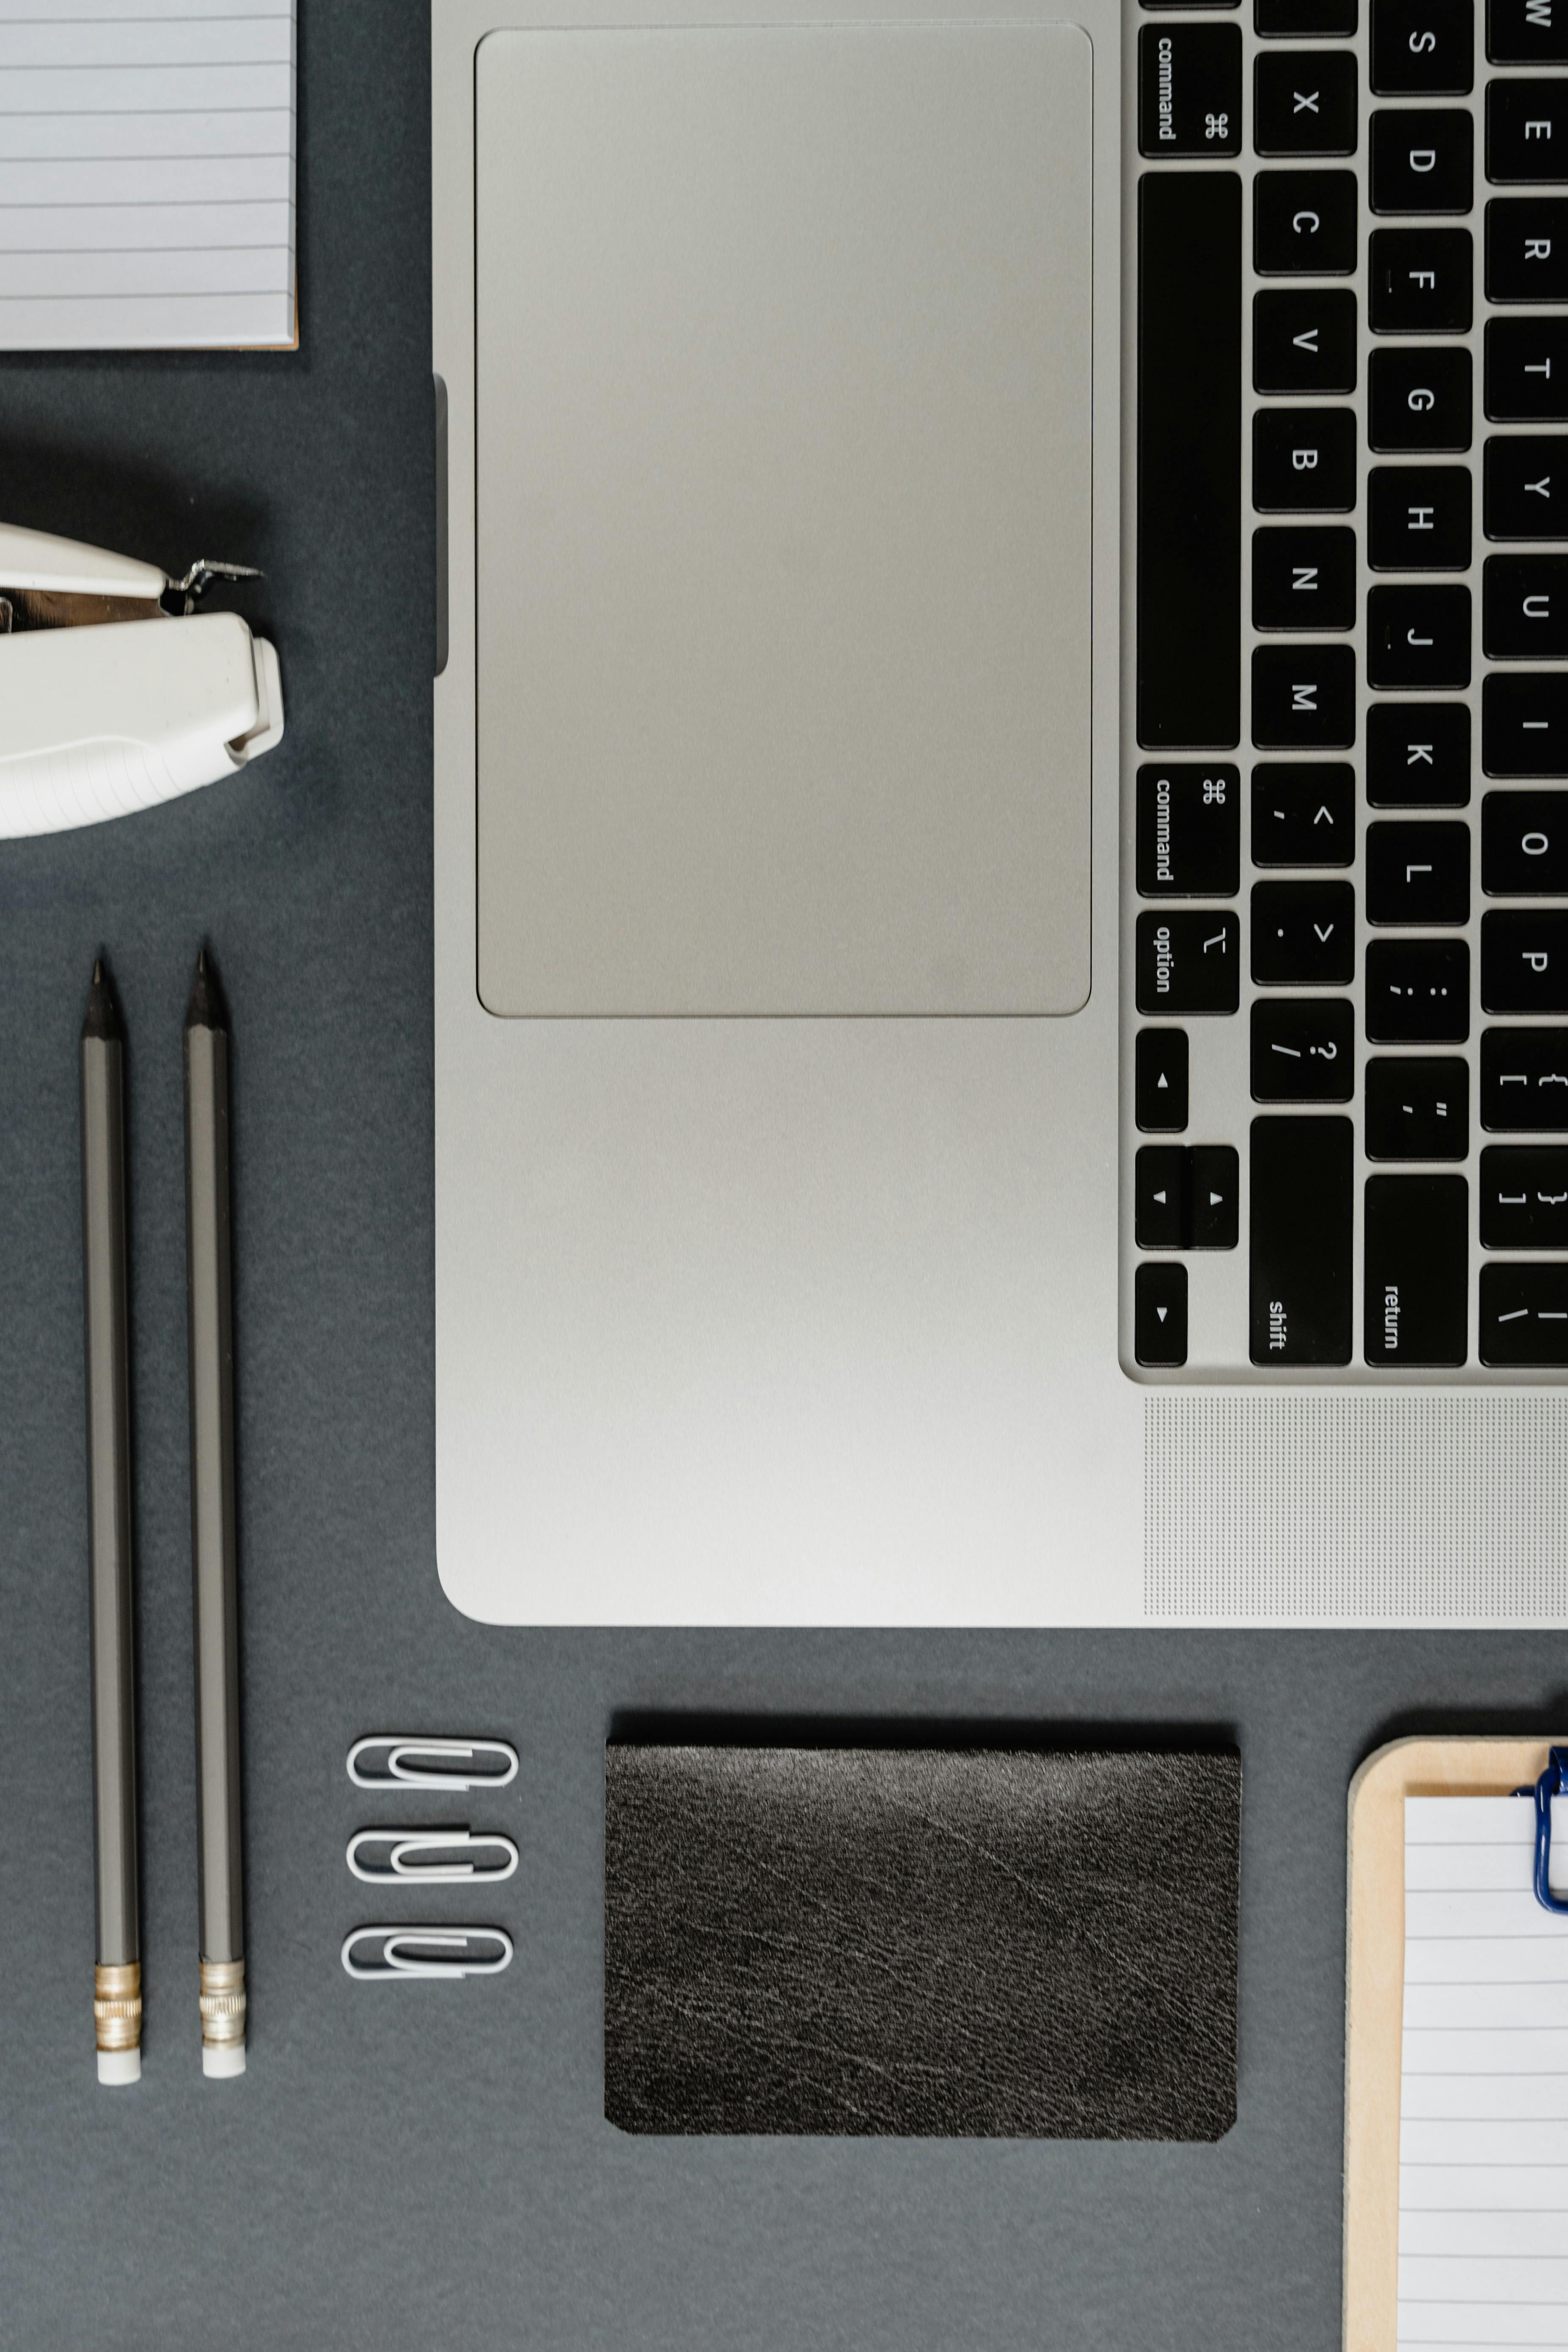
left=341, top=1926, right=514, bottom=1982
left=346, top=1828, right=519, bottom=1884
left=346, top=1736, right=520, bottom=1792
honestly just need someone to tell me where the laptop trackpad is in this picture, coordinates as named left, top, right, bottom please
left=474, top=24, right=1093, bottom=1017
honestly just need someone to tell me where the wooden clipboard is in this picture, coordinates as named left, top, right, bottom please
left=1342, top=1734, right=1563, bottom=2352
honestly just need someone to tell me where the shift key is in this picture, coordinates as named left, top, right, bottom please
left=1250, top=1116, right=1354, bottom=1364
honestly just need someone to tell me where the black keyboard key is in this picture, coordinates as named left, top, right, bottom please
left=1136, top=1262, right=1188, bottom=1367
left=1138, top=174, right=1242, bottom=751
left=1367, top=585, right=1472, bottom=687
left=1481, top=1025, right=1568, bottom=1124
left=1252, top=880, right=1356, bottom=982
left=1490, top=0, right=1568, bottom=62
left=1480, top=1263, right=1568, bottom=1363
left=1487, top=317, right=1568, bottom=418
left=1253, top=407, right=1359, bottom=509
left=1251, top=996, right=1356, bottom=1097
left=1252, top=646, right=1357, bottom=746
left=1371, top=108, right=1474, bottom=211
left=1252, top=526, right=1357, bottom=628
left=1487, top=198, right=1568, bottom=299
left=1367, top=819, right=1472, bottom=922
left=1139, top=25, right=1244, bottom=158
left=1256, top=52, right=1359, bottom=152
left=1137, top=1145, right=1187, bottom=1247
left=1190, top=1146, right=1241, bottom=1249
left=1250, top=1115, right=1354, bottom=1363
left=1373, top=0, right=1475, bottom=91
left=1259, top=0, right=1357, bottom=29
left=1483, top=908, right=1568, bottom=1008
left=1367, top=701, right=1472, bottom=804
left=1483, top=672, right=1568, bottom=772
left=1366, top=937, right=1471, bottom=1037
left=1370, top=347, right=1473, bottom=450
left=1485, top=435, right=1568, bottom=537
left=1252, top=761, right=1356, bottom=861
left=1488, top=79, right=1568, bottom=181
left=1136, top=911, right=1242, bottom=1014
left=1136, top=1027, right=1190, bottom=1131
left=1480, top=1145, right=1568, bottom=1244
left=1483, top=791, right=1568, bottom=892
left=1254, top=290, right=1359, bottom=392
left=1484, top=555, right=1568, bottom=656
left=1254, top=170, right=1359, bottom=273
left=1369, top=228, right=1474, bottom=329
left=1136, top=763, right=1242, bottom=895
left=1136, top=1144, right=1241, bottom=1249
left=1364, top=1175, right=1469, bottom=1364
left=1368, top=465, right=1472, bottom=567
left=1366, top=1055, right=1471, bottom=1154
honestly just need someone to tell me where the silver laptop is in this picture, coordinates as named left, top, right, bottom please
left=432, top=0, right=1568, bottom=1626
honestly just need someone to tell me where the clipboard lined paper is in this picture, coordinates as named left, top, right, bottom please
left=0, top=0, right=297, bottom=351
left=1401, top=1794, right=1568, bottom=2342
left=1345, top=1739, right=1568, bottom=2352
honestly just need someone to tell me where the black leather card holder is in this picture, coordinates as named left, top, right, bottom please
left=605, top=1741, right=1239, bottom=2138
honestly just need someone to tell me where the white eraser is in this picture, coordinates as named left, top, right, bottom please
left=202, top=2041, right=246, bottom=2079
left=97, top=2046, right=140, bottom=2087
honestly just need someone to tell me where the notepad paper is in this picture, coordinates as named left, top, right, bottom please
left=0, top=0, right=295, bottom=351
left=1401, top=1795, right=1568, bottom=2349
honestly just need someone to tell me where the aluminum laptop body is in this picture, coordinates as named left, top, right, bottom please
left=433, top=0, right=1568, bottom=1626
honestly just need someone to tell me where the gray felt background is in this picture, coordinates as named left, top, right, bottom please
left=0, top=6, right=1564, bottom=2345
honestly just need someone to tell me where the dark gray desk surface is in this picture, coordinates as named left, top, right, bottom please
left=0, top=8, right=1562, bottom=2346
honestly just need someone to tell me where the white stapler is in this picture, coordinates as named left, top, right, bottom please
left=0, top=522, right=284, bottom=839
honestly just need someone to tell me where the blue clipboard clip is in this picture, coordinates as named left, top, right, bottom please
left=1515, top=1747, right=1568, bottom=1915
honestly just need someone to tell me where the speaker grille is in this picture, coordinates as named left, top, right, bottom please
left=1144, top=1395, right=1568, bottom=1620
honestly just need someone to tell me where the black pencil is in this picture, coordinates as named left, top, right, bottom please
left=185, top=949, right=247, bottom=2077
left=80, top=959, right=140, bottom=2086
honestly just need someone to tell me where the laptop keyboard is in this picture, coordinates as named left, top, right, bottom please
left=1128, top=0, right=1568, bottom=1375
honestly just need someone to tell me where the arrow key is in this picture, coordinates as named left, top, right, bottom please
left=1136, top=1145, right=1187, bottom=1249
left=1136, top=1026, right=1189, bottom=1132
left=1188, top=1145, right=1240, bottom=1249
left=1135, top=1262, right=1189, bottom=1368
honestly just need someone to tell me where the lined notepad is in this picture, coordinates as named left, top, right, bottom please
left=1401, top=1796, right=1568, bottom=2350
left=0, top=0, right=296, bottom=350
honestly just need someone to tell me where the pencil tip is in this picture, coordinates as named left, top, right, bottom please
left=185, top=945, right=226, bottom=1032
left=82, top=957, right=120, bottom=1043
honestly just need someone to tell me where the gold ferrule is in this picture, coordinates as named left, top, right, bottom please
left=94, top=1961, right=142, bottom=2053
left=198, top=1957, right=246, bottom=2049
